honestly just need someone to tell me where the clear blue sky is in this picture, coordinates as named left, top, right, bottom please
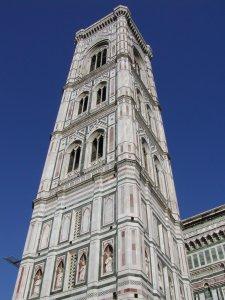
left=0, top=0, right=225, bottom=298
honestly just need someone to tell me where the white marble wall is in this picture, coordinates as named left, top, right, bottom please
left=13, top=5, right=192, bottom=300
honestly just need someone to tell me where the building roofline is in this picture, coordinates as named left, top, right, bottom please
left=75, top=5, right=152, bottom=57
left=182, top=204, right=225, bottom=228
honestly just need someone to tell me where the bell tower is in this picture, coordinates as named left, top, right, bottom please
left=13, top=6, right=192, bottom=300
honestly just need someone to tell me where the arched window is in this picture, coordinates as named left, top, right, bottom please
left=97, top=83, right=107, bottom=105
left=158, top=261, right=165, bottom=293
left=144, top=249, right=150, bottom=278
left=133, top=47, right=142, bottom=77
left=91, top=132, right=104, bottom=162
left=141, top=138, right=149, bottom=171
left=146, top=104, right=152, bottom=125
left=68, top=142, right=81, bottom=173
left=78, top=95, right=88, bottom=115
left=90, top=55, right=96, bottom=72
left=135, top=60, right=140, bottom=75
left=153, top=156, right=167, bottom=197
left=168, top=274, right=175, bottom=300
left=142, top=144, right=148, bottom=170
left=136, top=88, right=142, bottom=112
left=154, top=156, right=161, bottom=187
left=180, top=283, right=185, bottom=300
left=90, top=48, right=107, bottom=72
left=204, top=284, right=213, bottom=299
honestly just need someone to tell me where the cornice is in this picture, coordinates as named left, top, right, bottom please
left=34, top=162, right=116, bottom=205
left=52, top=102, right=116, bottom=139
left=64, top=60, right=116, bottom=91
left=182, top=205, right=225, bottom=229
left=34, top=159, right=171, bottom=218
left=75, top=5, right=152, bottom=57
left=191, top=265, right=225, bottom=291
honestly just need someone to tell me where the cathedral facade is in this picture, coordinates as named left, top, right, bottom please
left=13, top=6, right=192, bottom=300
left=183, top=205, right=225, bottom=300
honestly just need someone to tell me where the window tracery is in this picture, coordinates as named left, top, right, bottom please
left=90, top=48, right=107, bottom=72
left=168, top=273, right=175, bottom=300
left=136, top=88, right=142, bottom=112
left=141, top=138, right=149, bottom=172
left=68, top=142, right=81, bottom=173
left=91, top=132, right=104, bottom=162
left=78, top=94, right=88, bottom=115
left=96, top=84, right=107, bottom=105
left=157, top=260, right=165, bottom=293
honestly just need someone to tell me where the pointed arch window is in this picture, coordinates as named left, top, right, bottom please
left=136, top=88, right=142, bottom=112
left=135, top=60, right=140, bottom=75
left=97, top=84, right=107, bottom=105
left=133, top=47, right=142, bottom=77
left=142, top=145, right=148, bottom=170
left=91, top=132, right=104, bottom=162
left=78, top=95, right=88, bottom=115
left=158, top=260, right=165, bottom=293
left=141, top=138, right=149, bottom=171
left=168, top=274, right=175, bottom=300
left=90, top=48, right=107, bottom=72
left=154, top=156, right=161, bottom=187
left=204, top=284, right=213, bottom=300
left=68, top=143, right=81, bottom=173
left=90, top=55, right=96, bottom=72
left=146, top=104, right=152, bottom=125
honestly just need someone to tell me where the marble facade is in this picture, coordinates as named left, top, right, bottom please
left=13, top=5, right=192, bottom=300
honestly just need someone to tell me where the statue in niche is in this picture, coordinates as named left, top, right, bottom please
left=103, top=244, right=113, bottom=274
left=145, top=249, right=150, bottom=277
left=54, top=260, right=64, bottom=290
left=78, top=253, right=87, bottom=282
left=81, top=208, right=90, bottom=233
left=60, top=214, right=70, bottom=242
left=32, top=269, right=42, bottom=296
left=40, top=223, right=50, bottom=249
